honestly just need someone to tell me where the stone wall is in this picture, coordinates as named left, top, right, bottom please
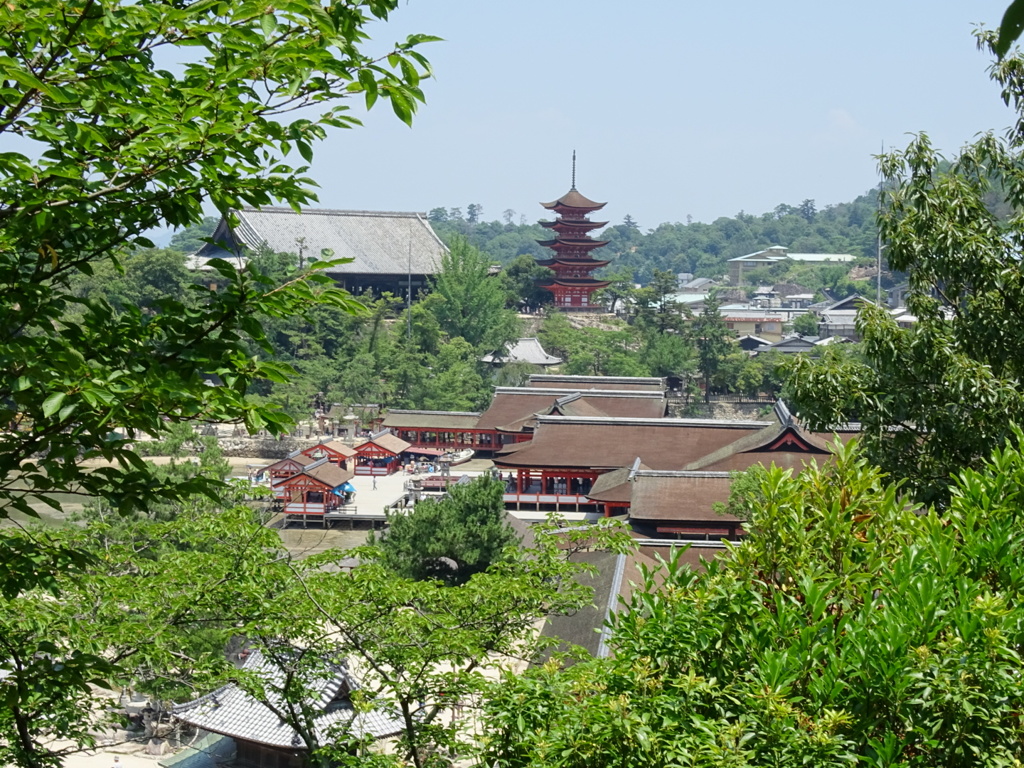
left=667, top=400, right=772, bottom=421
left=215, top=436, right=342, bottom=459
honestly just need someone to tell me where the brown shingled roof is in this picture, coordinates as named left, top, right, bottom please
left=263, top=454, right=317, bottom=475
left=493, top=416, right=771, bottom=471
left=306, top=462, right=354, bottom=488
left=476, top=388, right=666, bottom=433
left=628, top=472, right=736, bottom=523
left=309, top=440, right=357, bottom=458
left=587, top=465, right=643, bottom=503
left=528, top=375, right=665, bottom=392
left=355, top=432, right=411, bottom=455
left=683, top=423, right=833, bottom=472
left=380, top=410, right=481, bottom=430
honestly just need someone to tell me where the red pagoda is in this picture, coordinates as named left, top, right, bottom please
left=536, top=159, right=611, bottom=311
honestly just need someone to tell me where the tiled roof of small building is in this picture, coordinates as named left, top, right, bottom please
left=305, top=461, right=354, bottom=488
left=263, top=454, right=317, bottom=474
left=355, top=431, right=411, bottom=455
left=271, top=458, right=352, bottom=490
left=171, top=650, right=402, bottom=748
left=479, top=338, right=562, bottom=366
left=305, top=440, right=357, bottom=459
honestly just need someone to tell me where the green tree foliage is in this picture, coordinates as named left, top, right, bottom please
left=483, top=439, right=1024, bottom=767
left=0, top=3, right=435, bottom=765
left=996, top=0, right=1024, bottom=57
left=692, top=292, right=733, bottom=399
left=632, top=269, right=685, bottom=333
left=429, top=235, right=519, bottom=351
left=538, top=313, right=650, bottom=378
left=167, top=216, right=220, bottom=254
left=431, top=195, right=878, bottom=286
left=68, top=248, right=195, bottom=313
left=786, top=31, right=1024, bottom=504
left=0, top=0, right=434, bottom=519
left=375, top=476, right=516, bottom=585
left=431, top=216, right=550, bottom=264
left=593, top=266, right=636, bottom=314
left=2, top=501, right=625, bottom=768
left=498, top=253, right=554, bottom=311
left=790, top=310, right=821, bottom=336
left=1, top=504, right=283, bottom=768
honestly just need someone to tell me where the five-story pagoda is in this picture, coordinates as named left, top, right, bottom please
left=536, top=160, right=611, bottom=311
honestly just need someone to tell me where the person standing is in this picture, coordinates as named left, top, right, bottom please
left=372, top=476, right=377, bottom=490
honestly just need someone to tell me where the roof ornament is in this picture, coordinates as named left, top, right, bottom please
left=571, top=149, right=576, bottom=190
left=628, top=456, right=643, bottom=482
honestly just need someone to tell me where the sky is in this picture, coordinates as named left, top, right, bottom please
left=294, top=0, right=1016, bottom=231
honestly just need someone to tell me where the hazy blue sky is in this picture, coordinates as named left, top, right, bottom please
left=286, top=1, right=1013, bottom=229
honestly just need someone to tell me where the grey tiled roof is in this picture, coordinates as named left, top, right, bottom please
left=171, top=650, right=402, bottom=748
left=192, top=208, right=446, bottom=275
left=480, top=337, right=562, bottom=366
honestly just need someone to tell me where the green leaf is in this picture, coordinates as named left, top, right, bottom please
left=41, top=392, right=66, bottom=418
left=260, top=12, right=278, bottom=39
left=996, top=0, right=1024, bottom=58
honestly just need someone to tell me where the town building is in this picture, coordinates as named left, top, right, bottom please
left=172, top=649, right=401, bottom=768
left=727, top=245, right=855, bottom=285
left=718, top=307, right=788, bottom=341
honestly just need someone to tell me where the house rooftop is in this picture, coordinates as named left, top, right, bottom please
left=171, top=650, right=402, bottom=748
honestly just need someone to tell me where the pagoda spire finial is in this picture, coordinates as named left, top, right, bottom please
left=571, top=150, right=576, bottom=190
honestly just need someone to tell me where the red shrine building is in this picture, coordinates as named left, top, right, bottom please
left=536, top=174, right=611, bottom=311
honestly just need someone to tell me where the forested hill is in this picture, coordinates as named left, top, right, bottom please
left=428, top=190, right=879, bottom=284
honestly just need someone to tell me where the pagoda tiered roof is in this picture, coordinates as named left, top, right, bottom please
left=540, top=218, right=609, bottom=231
left=538, top=277, right=612, bottom=289
left=536, top=257, right=611, bottom=269
left=537, top=237, right=610, bottom=249
left=541, top=188, right=606, bottom=213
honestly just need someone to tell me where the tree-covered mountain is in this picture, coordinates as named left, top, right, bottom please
left=430, top=191, right=880, bottom=284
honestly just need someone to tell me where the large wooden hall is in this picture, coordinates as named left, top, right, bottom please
left=375, top=374, right=857, bottom=540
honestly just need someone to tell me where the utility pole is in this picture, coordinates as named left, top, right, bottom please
left=407, top=239, right=413, bottom=342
